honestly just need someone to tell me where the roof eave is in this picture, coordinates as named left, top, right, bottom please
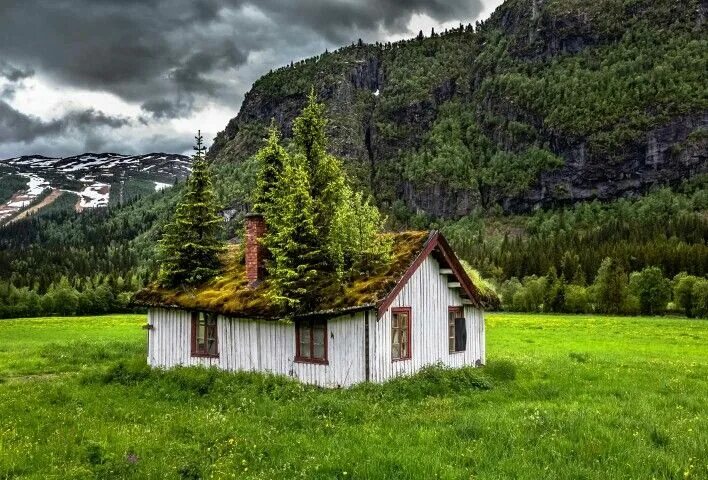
left=375, top=230, right=483, bottom=318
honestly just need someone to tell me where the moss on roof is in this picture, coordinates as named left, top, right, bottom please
left=134, top=230, right=433, bottom=318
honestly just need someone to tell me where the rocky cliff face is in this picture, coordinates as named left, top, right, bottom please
left=210, top=0, right=707, bottom=218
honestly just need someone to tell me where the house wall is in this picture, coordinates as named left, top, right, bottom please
left=369, top=255, right=485, bottom=383
left=147, top=308, right=366, bottom=387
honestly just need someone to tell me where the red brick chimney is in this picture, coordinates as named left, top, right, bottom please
left=245, top=213, right=266, bottom=286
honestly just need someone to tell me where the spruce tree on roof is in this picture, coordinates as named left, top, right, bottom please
left=264, top=152, right=326, bottom=312
left=292, top=89, right=346, bottom=265
left=253, top=92, right=391, bottom=312
left=158, top=131, right=225, bottom=288
left=253, top=121, right=287, bottom=215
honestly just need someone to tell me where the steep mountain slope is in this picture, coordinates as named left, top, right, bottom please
left=209, top=0, right=707, bottom=218
left=0, top=153, right=191, bottom=223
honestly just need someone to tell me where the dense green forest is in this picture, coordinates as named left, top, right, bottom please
left=211, top=0, right=707, bottom=215
left=1, top=172, right=705, bottom=317
left=0, top=0, right=706, bottom=318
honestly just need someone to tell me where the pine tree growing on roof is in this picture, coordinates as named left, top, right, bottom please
left=253, top=91, right=391, bottom=312
left=157, top=131, right=225, bottom=287
left=264, top=152, right=327, bottom=312
left=292, top=88, right=346, bottom=263
left=253, top=121, right=287, bottom=215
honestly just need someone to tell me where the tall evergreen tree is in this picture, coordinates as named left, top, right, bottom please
left=593, top=257, right=628, bottom=314
left=253, top=122, right=288, bottom=215
left=158, top=131, right=224, bottom=287
left=252, top=93, right=390, bottom=311
left=292, top=89, right=346, bottom=256
left=264, top=153, right=326, bottom=312
left=329, top=185, right=391, bottom=276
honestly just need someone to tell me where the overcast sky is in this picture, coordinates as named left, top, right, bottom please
left=0, top=0, right=503, bottom=159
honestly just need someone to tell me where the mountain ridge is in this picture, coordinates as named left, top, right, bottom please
left=209, top=0, right=707, bottom=218
left=0, top=152, right=191, bottom=223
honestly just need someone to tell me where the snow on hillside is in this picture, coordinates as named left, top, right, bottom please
left=0, top=152, right=192, bottom=223
left=0, top=173, right=50, bottom=222
left=75, top=182, right=111, bottom=210
left=2, top=153, right=192, bottom=177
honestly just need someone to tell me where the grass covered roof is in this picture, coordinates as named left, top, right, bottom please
left=134, top=230, right=491, bottom=319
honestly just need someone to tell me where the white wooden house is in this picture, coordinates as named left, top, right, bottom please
left=135, top=215, right=487, bottom=388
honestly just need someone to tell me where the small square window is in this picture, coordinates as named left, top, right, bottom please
left=192, top=312, right=218, bottom=357
left=296, top=319, right=328, bottom=364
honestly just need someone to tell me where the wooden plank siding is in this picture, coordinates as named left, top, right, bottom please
left=369, top=255, right=485, bottom=383
left=147, top=308, right=366, bottom=387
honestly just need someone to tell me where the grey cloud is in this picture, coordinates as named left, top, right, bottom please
left=0, top=0, right=481, bottom=107
left=253, top=0, right=483, bottom=43
left=0, top=101, right=129, bottom=143
left=141, top=99, right=192, bottom=119
left=0, top=62, right=34, bottom=100
left=0, top=62, right=34, bottom=82
left=0, top=0, right=491, bottom=155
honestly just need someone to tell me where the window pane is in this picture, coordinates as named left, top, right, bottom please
left=207, top=322, right=217, bottom=355
left=300, top=324, right=311, bottom=342
left=197, top=322, right=206, bottom=347
left=312, top=323, right=325, bottom=359
left=299, top=324, right=311, bottom=358
left=455, top=317, right=467, bottom=352
left=449, top=309, right=458, bottom=352
left=207, top=337, right=217, bottom=355
left=313, top=341, right=325, bottom=359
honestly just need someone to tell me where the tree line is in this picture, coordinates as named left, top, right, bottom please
left=0, top=275, right=140, bottom=319
left=499, top=261, right=708, bottom=318
left=440, top=183, right=708, bottom=285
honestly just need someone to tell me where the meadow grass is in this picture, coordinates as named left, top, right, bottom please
left=0, top=313, right=706, bottom=479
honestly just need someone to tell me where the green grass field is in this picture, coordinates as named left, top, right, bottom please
left=0, top=313, right=706, bottom=479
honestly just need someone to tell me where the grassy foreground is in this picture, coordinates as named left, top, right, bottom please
left=0, top=313, right=706, bottom=479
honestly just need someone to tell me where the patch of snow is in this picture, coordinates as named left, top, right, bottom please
left=9, top=157, right=62, bottom=168
left=22, top=173, right=50, bottom=196
left=154, top=181, right=171, bottom=191
left=373, top=89, right=380, bottom=96
left=77, top=182, right=111, bottom=208
left=62, top=157, right=112, bottom=172
left=0, top=173, right=50, bottom=220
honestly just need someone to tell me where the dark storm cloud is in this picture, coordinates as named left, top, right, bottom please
left=0, top=0, right=481, bottom=106
left=254, top=0, right=482, bottom=43
left=0, top=0, right=247, bottom=107
left=0, top=0, right=487, bottom=156
left=0, top=101, right=129, bottom=143
left=141, top=100, right=188, bottom=120
left=0, top=62, right=34, bottom=99
left=0, top=62, right=34, bottom=82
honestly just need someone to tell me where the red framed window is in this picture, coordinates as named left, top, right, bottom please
left=391, top=307, right=411, bottom=361
left=191, top=312, right=219, bottom=357
left=295, top=319, right=328, bottom=364
left=448, top=306, right=466, bottom=353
